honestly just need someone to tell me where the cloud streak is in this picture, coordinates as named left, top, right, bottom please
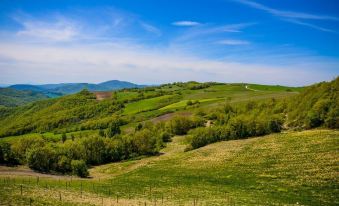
left=15, top=17, right=79, bottom=41
left=235, top=0, right=338, bottom=32
left=174, top=23, right=255, bottom=42
left=172, top=21, right=201, bottom=26
left=140, top=22, right=162, bottom=36
left=217, top=39, right=250, bottom=45
left=235, top=0, right=339, bottom=21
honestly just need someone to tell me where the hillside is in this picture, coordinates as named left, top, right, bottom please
left=0, top=82, right=299, bottom=137
left=0, top=129, right=337, bottom=205
left=0, top=88, right=49, bottom=107
left=9, top=80, right=144, bottom=95
left=0, top=79, right=338, bottom=205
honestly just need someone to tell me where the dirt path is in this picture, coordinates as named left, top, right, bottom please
left=0, top=165, right=75, bottom=179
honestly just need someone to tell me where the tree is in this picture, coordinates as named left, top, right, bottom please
left=61, top=133, right=67, bottom=143
left=27, top=146, right=56, bottom=172
left=56, top=155, right=71, bottom=174
left=132, top=129, right=161, bottom=155
left=186, top=100, right=193, bottom=106
left=106, top=120, right=121, bottom=138
left=160, top=131, right=171, bottom=142
left=11, top=136, right=45, bottom=164
left=71, top=160, right=89, bottom=177
left=0, top=142, right=18, bottom=165
left=111, top=91, right=118, bottom=100
left=98, top=129, right=105, bottom=137
left=71, top=134, right=75, bottom=141
left=135, top=123, right=143, bottom=131
left=324, top=107, right=339, bottom=129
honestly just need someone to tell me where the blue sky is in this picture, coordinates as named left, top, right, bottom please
left=0, top=0, right=338, bottom=86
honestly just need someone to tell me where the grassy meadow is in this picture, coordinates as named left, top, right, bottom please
left=1, top=129, right=338, bottom=205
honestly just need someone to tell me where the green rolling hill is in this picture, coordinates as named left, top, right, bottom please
left=0, top=78, right=338, bottom=206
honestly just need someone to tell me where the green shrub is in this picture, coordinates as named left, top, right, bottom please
left=56, top=155, right=72, bottom=173
left=106, top=120, right=121, bottom=138
left=11, top=136, right=45, bottom=164
left=71, top=160, right=89, bottom=177
left=61, top=133, right=67, bottom=143
left=0, top=142, right=18, bottom=165
left=160, top=131, right=171, bottom=142
left=27, top=145, right=56, bottom=172
left=167, top=116, right=205, bottom=135
left=132, top=129, right=161, bottom=155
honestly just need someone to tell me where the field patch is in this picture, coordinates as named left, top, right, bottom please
left=123, top=95, right=180, bottom=115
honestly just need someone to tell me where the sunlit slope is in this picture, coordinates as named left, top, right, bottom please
left=89, top=129, right=338, bottom=205
left=1, top=129, right=335, bottom=205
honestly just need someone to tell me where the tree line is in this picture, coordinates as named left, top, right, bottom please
left=0, top=115, right=204, bottom=177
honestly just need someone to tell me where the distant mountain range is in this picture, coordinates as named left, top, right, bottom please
left=0, top=80, right=146, bottom=107
left=9, top=80, right=144, bottom=95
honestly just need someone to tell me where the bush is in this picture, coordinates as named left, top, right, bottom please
left=324, top=107, right=339, bottom=129
left=106, top=120, right=121, bottom=138
left=98, top=129, right=105, bottom=137
left=11, top=136, right=45, bottom=164
left=187, top=113, right=284, bottom=150
left=80, top=136, right=106, bottom=165
left=0, top=142, right=18, bottom=165
left=132, top=129, right=161, bottom=155
left=186, top=100, right=193, bottom=106
left=71, top=160, right=89, bottom=177
left=61, top=133, right=67, bottom=143
left=167, top=116, right=205, bottom=135
left=27, top=146, right=56, bottom=172
left=56, top=155, right=72, bottom=173
left=160, top=131, right=171, bottom=142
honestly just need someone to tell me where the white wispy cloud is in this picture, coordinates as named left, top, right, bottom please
left=235, top=0, right=338, bottom=32
left=284, top=19, right=335, bottom=33
left=235, top=0, right=339, bottom=21
left=175, top=23, right=255, bottom=42
left=217, top=39, right=250, bottom=45
left=172, top=21, right=201, bottom=26
left=14, top=16, right=79, bottom=41
left=0, top=39, right=337, bottom=86
left=0, top=10, right=337, bottom=86
left=140, top=22, right=162, bottom=36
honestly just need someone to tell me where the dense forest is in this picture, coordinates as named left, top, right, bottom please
left=0, top=78, right=337, bottom=177
left=0, top=88, right=49, bottom=107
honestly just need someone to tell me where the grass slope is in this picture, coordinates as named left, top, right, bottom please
left=1, top=129, right=338, bottom=205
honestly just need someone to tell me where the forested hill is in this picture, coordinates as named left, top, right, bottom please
left=0, top=90, right=124, bottom=137
left=0, top=88, right=49, bottom=107
left=0, top=81, right=303, bottom=138
left=287, top=77, right=338, bottom=129
left=0, top=78, right=337, bottom=140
